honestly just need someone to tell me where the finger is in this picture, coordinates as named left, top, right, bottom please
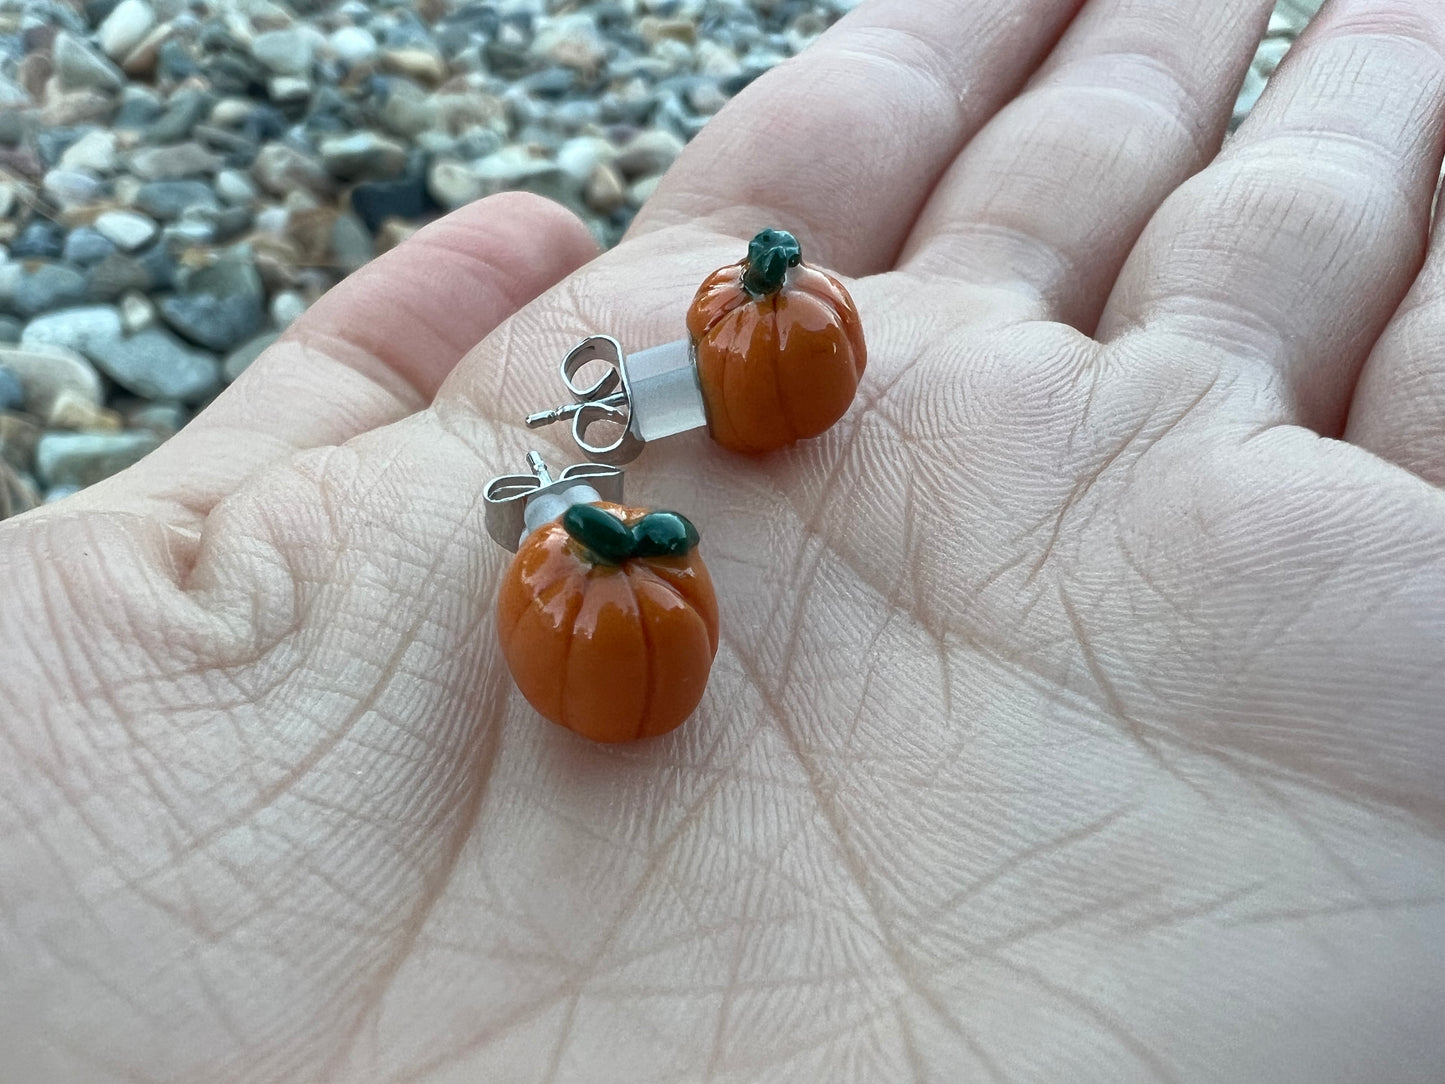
left=70, top=194, right=597, bottom=524
left=263, top=193, right=595, bottom=402
left=1097, top=0, right=1445, bottom=432
left=629, top=0, right=1090, bottom=276
left=899, top=0, right=1275, bottom=330
left=1346, top=184, right=1445, bottom=486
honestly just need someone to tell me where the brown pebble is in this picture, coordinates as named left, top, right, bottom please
left=638, top=17, right=697, bottom=46
left=379, top=47, right=447, bottom=87
left=249, top=237, right=302, bottom=292
left=21, top=23, right=58, bottom=56
left=285, top=205, right=340, bottom=264
left=375, top=217, right=417, bottom=254
left=17, top=53, right=52, bottom=100
left=120, top=23, right=172, bottom=78
left=434, top=92, right=507, bottom=136
left=548, top=37, right=604, bottom=77
left=583, top=161, right=627, bottom=215
left=40, top=89, right=115, bottom=127
left=0, top=146, right=42, bottom=179
left=0, top=460, right=39, bottom=522
left=0, top=412, right=41, bottom=472
left=48, top=389, right=123, bottom=432
left=252, top=143, right=336, bottom=199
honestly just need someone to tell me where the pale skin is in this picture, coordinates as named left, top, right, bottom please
left=3, top=0, right=1445, bottom=1078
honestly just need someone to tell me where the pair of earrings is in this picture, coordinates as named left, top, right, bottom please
left=484, top=229, right=866, bottom=743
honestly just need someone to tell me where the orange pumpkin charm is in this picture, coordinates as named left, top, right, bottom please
left=687, top=229, right=866, bottom=455
left=525, top=228, right=867, bottom=464
left=497, top=502, right=719, bottom=743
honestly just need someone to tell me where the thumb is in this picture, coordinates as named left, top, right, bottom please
left=71, top=192, right=597, bottom=529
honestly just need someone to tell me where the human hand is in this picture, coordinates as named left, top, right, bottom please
left=5, top=0, right=1445, bottom=1079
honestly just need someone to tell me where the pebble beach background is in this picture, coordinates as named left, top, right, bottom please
left=0, top=0, right=1324, bottom=518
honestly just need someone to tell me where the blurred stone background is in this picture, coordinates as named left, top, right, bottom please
left=0, top=0, right=1324, bottom=519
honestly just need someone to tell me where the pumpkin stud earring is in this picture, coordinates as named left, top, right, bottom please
left=484, top=452, right=719, bottom=743
left=525, top=228, right=866, bottom=463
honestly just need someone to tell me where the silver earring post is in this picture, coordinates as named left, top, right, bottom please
left=524, top=334, right=709, bottom=464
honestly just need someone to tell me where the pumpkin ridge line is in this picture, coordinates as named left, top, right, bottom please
left=793, top=271, right=864, bottom=365
left=768, top=291, right=800, bottom=446
left=790, top=270, right=840, bottom=305
left=624, top=560, right=689, bottom=603
left=709, top=316, right=742, bottom=452
left=624, top=567, right=653, bottom=741
left=632, top=560, right=715, bottom=655
left=555, top=567, right=588, bottom=734
left=698, top=267, right=745, bottom=337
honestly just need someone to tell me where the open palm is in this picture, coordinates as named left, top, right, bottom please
left=5, top=0, right=1445, bottom=1080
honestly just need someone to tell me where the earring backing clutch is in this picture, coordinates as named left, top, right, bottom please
left=483, top=450, right=624, bottom=550
left=525, top=228, right=867, bottom=463
left=485, top=452, right=719, bottom=743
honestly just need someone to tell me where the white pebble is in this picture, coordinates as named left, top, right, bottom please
left=555, top=136, right=615, bottom=185
left=94, top=210, right=159, bottom=252
left=21, top=306, right=123, bottom=356
left=58, top=130, right=118, bottom=174
left=614, top=129, right=684, bottom=179
left=119, top=290, right=156, bottom=334
left=329, top=26, right=377, bottom=66
left=267, top=76, right=312, bottom=103
left=251, top=28, right=313, bottom=76
left=427, top=159, right=483, bottom=210
left=269, top=290, right=307, bottom=328
left=215, top=168, right=258, bottom=206
left=254, top=206, right=289, bottom=237
left=42, top=169, right=104, bottom=209
left=98, top=0, right=156, bottom=61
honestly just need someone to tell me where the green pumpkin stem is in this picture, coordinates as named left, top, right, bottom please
left=562, top=504, right=635, bottom=565
left=561, top=505, right=701, bottom=564
left=741, top=228, right=802, bottom=297
left=631, top=511, right=700, bottom=559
